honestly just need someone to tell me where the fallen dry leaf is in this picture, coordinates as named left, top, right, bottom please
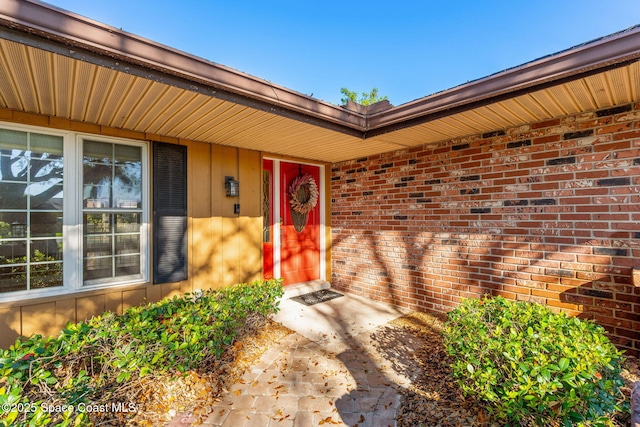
left=113, top=316, right=293, bottom=426
left=319, top=416, right=340, bottom=425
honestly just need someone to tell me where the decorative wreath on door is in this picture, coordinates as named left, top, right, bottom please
left=288, top=173, right=319, bottom=231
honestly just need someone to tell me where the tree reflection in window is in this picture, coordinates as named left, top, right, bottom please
left=82, top=140, right=142, bottom=284
left=0, top=128, right=63, bottom=293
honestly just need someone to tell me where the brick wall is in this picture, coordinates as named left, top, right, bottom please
left=330, top=102, right=640, bottom=357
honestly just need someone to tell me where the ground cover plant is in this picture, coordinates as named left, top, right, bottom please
left=442, top=296, right=628, bottom=426
left=0, top=278, right=284, bottom=426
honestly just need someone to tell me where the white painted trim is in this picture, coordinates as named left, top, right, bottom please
left=76, top=133, right=150, bottom=289
left=0, top=122, right=71, bottom=303
left=272, top=159, right=281, bottom=279
left=319, top=164, right=326, bottom=282
left=66, top=131, right=82, bottom=293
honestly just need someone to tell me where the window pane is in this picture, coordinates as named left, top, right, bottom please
left=84, top=257, right=112, bottom=281
left=30, top=183, right=63, bottom=211
left=263, top=170, right=271, bottom=243
left=6, top=153, right=29, bottom=182
left=30, top=158, right=63, bottom=180
left=116, top=213, right=140, bottom=233
left=1, top=152, right=28, bottom=183
left=83, top=140, right=112, bottom=163
left=84, top=235, right=112, bottom=257
left=83, top=164, right=112, bottom=208
left=116, top=255, right=140, bottom=277
left=0, top=213, right=27, bottom=241
left=30, top=212, right=62, bottom=237
left=31, top=240, right=62, bottom=262
left=114, top=164, right=141, bottom=208
left=0, top=129, right=27, bottom=151
left=85, top=213, right=112, bottom=234
left=0, top=182, right=27, bottom=209
left=30, top=262, right=63, bottom=289
left=0, top=220, right=9, bottom=241
left=0, top=241, right=27, bottom=265
left=116, top=235, right=139, bottom=255
left=30, top=133, right=63, bottom=157
left=114, top=145, right=140, bottom=163
left=0, top=266, right=26, bottom=292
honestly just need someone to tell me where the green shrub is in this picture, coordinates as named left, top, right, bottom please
left=0, top=278, right=284, bottom=427
left=442, top=296, right=627, bottom=426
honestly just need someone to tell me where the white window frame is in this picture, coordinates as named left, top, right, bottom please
left=0, top=122, right=149, bottom=303
left=76, top=133, right=150, bottom=289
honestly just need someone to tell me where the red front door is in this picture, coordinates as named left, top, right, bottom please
left=280, top=162, right=321, bottom=285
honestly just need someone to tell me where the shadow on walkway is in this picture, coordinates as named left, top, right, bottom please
left=201, top=290, right=433, bottom=427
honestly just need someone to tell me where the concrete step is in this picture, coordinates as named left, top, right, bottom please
left=282, top=279, right=330, bottom=299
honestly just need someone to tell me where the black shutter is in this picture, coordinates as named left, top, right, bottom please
left=153, top=142, right=187, bottom=284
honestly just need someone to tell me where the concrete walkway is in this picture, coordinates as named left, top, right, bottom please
left=202, top=283, right=425, bottom=427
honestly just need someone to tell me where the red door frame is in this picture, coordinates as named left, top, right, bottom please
left=263, top=159, right=275, bottom=279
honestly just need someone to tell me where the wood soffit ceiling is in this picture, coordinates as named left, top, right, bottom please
left=0, top=1, right=639, bottom=163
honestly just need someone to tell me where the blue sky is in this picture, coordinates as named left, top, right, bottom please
left=45, top=1, right=640, bottom=106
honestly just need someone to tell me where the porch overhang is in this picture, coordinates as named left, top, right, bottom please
left=0, top=0, right=639, bottom=163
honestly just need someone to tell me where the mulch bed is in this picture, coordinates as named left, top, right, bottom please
left=96, top=314, right=294, bottom=426
left=392, top=312, right=640, bottom=427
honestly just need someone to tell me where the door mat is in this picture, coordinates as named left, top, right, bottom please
left=290, top=289, right=344, bottom=306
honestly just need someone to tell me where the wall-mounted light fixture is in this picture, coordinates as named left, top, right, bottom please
left=225, top=176, right=239, bottom=197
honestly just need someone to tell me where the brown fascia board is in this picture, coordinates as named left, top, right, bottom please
left=0, top=23, right=366, bottom=139
left=366, top=25, right=640, bottom=136
left=0, top=0, right=367, bottom=133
